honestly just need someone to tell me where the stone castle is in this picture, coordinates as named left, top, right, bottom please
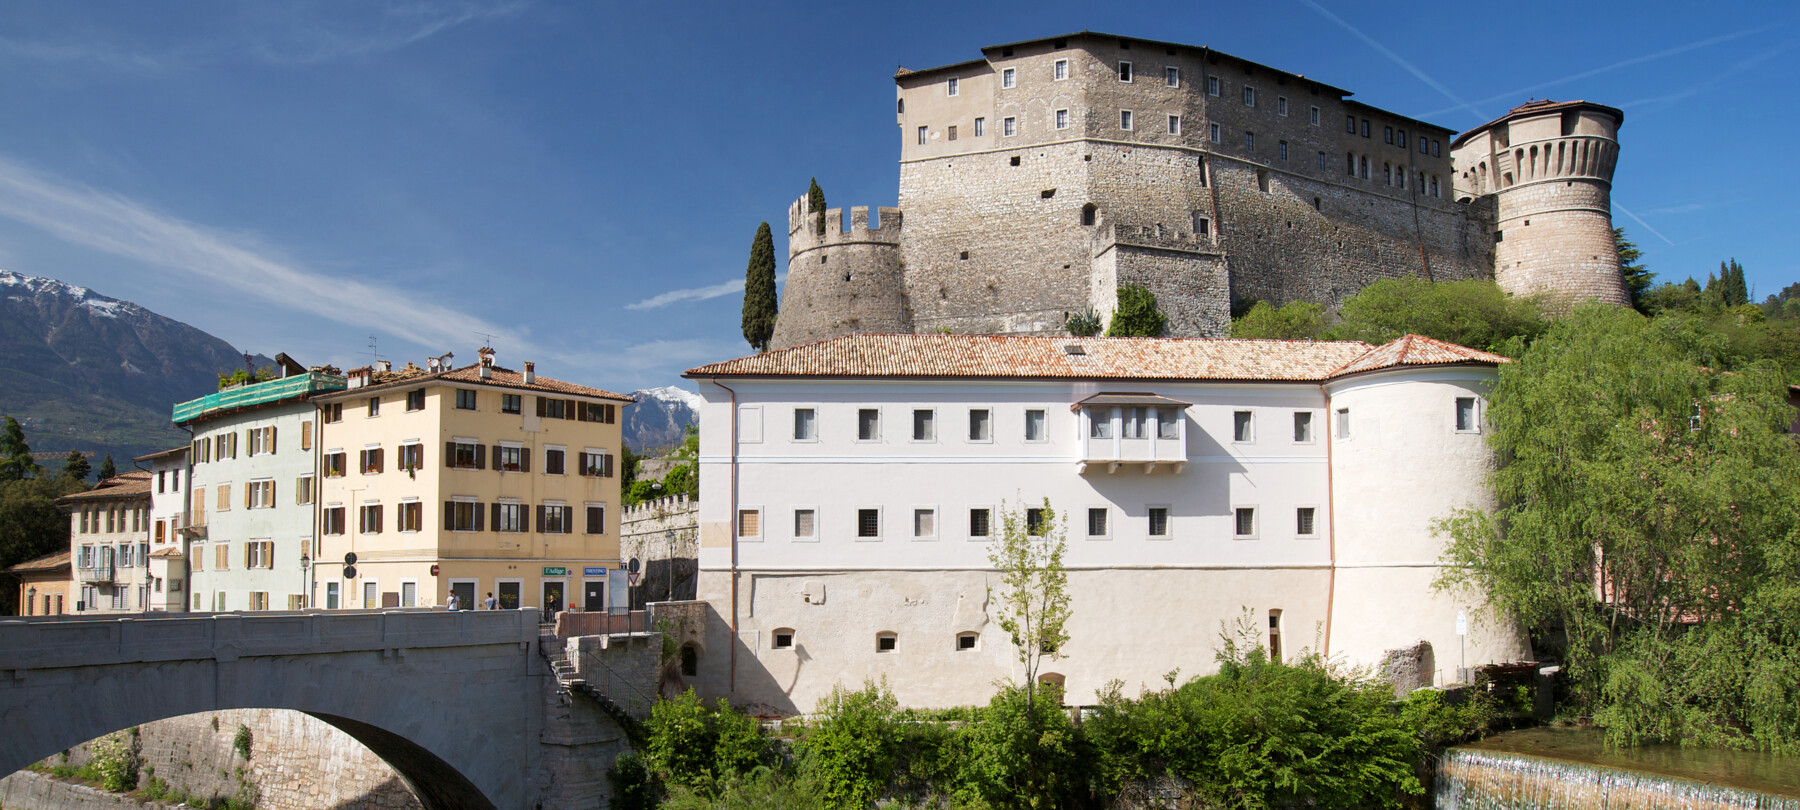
left=769, top=32, right=1627, bottom=349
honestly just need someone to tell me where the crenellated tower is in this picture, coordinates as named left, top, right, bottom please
left=1450, top=100, right=1628, bottom=306
left=768, top=198, right=908, bottom=351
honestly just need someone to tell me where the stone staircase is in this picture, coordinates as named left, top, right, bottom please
left=538, top=629, right=646, bottom=742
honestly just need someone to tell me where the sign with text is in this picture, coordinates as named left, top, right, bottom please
left=542, top=566, right=568, bottom=576
left=583, top=566, right=606, bottom=576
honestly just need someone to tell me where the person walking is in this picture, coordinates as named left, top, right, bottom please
left=483, top=592, right=498, bottom=610
left=445, top=592, right=460, bottom=611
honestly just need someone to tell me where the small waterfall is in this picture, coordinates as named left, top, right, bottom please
left=1437, top=747, right=1800, bottom=810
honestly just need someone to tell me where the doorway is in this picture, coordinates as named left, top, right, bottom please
left=583, top=579, right=605, bottom=612
left=450, top=580, right=476, bottom=611
left=325, top=581, right=339, bottom=609
left=497, top=581, right=521, bottom=610
left=542, top=580, right=566, bottom=612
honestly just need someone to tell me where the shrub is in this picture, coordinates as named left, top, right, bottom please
left=1106, top=284, right=1168, bottom=337
left=799, top=681, right=902, bottom=810
left=1327, top=277, right=1545, bottom=354
left=233, top=724, right=253, bottom=760
left=88, top=732, right=138, bottom=793
left=662, top=766, right=829, bottom=810
left=962, top=682, right=1083, bottom=810
left=1065, top=307, right=1103, bottom=337
left=644, top=688, right=767, bottom=794
left=1231, top=300, right=1328, bottom=340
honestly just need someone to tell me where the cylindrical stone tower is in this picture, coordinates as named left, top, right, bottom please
left=768, top=197, right=909, bottom=350
left=1450, top=100, right=1628, bottom=306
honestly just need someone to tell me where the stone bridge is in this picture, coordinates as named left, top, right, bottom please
left=0, top=609, right=638, bottom=809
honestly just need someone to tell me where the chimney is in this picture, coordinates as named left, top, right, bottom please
left=523, top=362, right=535, bottom=384
left=377, top=360, right=391, bottom=373
left=477, top=346, right=494, bottom=380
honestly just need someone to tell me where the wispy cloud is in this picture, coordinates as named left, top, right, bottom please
left=244, top=1, right=529, bottom=66
left=1636, top=201, right=1734, bottom=216
left=1618, top=38, right=1800, bottom=114
left=626, top=272, right=787, bottom=311
left=0, top=154, right=539, bottom=357
left=1297, top=0, right=1486, bottom=123
left=1415, top=23, right=1786, bottom=119
left=1614, top=204, right=1675, bottom=246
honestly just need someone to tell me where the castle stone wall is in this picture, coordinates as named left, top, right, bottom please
left=771, top=203, right=908, bottom=350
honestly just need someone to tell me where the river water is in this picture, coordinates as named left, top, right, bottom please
left=1437, top=728, right=1800, bottom=809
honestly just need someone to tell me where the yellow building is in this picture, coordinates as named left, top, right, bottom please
left=313, top=348, right=632, bottom=613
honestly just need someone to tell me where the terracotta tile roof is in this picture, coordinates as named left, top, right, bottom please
left=55, top=471, right=152, bottom=504
left=321, top=363, right=633, bottom=403
left=7, top=550, right=70, bottom=574
left=686, top=333, right=1506, bottom=383
left=133, top=446, right=188, bottom=463
left=1329, top=334, right=1510, bottom=378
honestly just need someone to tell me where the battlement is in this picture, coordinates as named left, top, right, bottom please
left=1090, top=217, right=1222, bottom=257
left=787, top=196, right=904, bottom=255
left=621, top=494, right=696, bottom=526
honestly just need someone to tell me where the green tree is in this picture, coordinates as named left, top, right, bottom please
left=0, top=416, right=38, bottom=481
left=742, top=221, right=780, bottom=352
left=1615, top=227, right=1653, bottom=312
left=800, top=681, right=901, bottom=810
left=97, top=455, right=117, bottom=480
left=1436, top=304, right=1800, bottom=750
left=1327, top=277, right=1546, bottom=355
left=1230, top=300, right=1328, bottom=340
left=1105, top=284, right=1168, bottom=337
left=807, top=178, right=827, bottom=237
left=988, top=498, right=1071, bottom=712
left=644, top=688, right=767, bottom=794
left=1722, top=258, right=1749, bottom=307
left=963, top=682, right=1083, bottom=810
left=60, top=452, right=91, bottom=483
left=0, top=475, right=85, bottom=614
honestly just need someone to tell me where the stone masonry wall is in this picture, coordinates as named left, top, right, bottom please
left=621, top=495, right=699, bottom=607
left=770, top=203, right=907, bottom=350
left=45, top=709, right=420, bottom=810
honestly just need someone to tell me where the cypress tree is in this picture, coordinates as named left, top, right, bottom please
left=61, top=451, right=91, bottom=483
left=1723, top=258, right=1749, bottom=307
left=807, top=178, right=827, bottom=237
left=741, top=222, right=780, bottom=352
left=98, top=455, right=116, bottom=480
left=1614, top=227, right=1653, bottom=312
left=0, top=416, right=37, bottom=481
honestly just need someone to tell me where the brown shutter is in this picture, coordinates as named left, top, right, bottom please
left=445, top=501, right=455, bottom=528
left=492, top=445, right=503, bottom=471
left=521, top=506, right=530, bottom=533
left=536, top=396, right=547, bottom=417
left=446, top=442, right=456, bottom=468
left=473, top=503, right=485, bottom=532
left=564, top=399, right=575, bottom=420
left=376, top=448, right=385, bottom=472
left=605, top=454, right=614, bottom=477
left=586, top=506, right=601, bottom=534
left=270, top=427, right=277, bottom=453
left=536, top=505, right=546, bottom=532
left=491, top=503, right=501, bottom=531
left=521, top=448, right=531, bottom=473
left=375, top=505, right=384, bottom=533
left=475, top=444, right=487, bottom=470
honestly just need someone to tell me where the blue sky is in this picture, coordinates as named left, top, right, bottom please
left=0, top=1, right=1794, bottom=392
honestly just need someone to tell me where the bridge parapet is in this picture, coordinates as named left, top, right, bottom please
left=0, top=608, right=539, bottom=672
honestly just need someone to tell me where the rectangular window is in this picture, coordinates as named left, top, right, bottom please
left=1002, top=117, right=1016, bottom=137
left=794, top=508, right=816, bottom=538
left=1361, top=156, right=1369, bottom=179
left=492, top=501, right=522, bottom=532
left=248, top=592, right=268, bottom=611
left=215, top=543, right=229, bottom=570
left=1244, top=131, right=1253, bottom=150
left=1194, top=214, right=1210, bottom=237
left=1120, top=109, right=1133, bottom=130
left=360, top=447, right=384, bottom=474
left=1243, top=86, right=1255, bottom=106
left=1385, top=126, right=1394, bottom=144
left=1053, top=59, right=1067, bottom=80
left=1294, top=412, right=1314, bottom=442
left=1001, top=67, right=1015, bottom=88
left=406, top=389, right=425, bottom=411
left=913, top=508, right=936, bottom=538
left=970, top=508, right=990, bottom=538
left=246, top=540, right=273, bottom=569
left=1025, top=409, right=1046, bottom=441
left=1089, top=409, right=1114, bottom=439
left=1335, top=408, right=1351, bottom=439
left=367, top=396, right=380, bottom=417
left=447, top=500, right=480, bottom=531
left=502, top=394, right=522, bottom=414
left=579, top=450, right=612, bottom=477
left=1166, top=66, right=1179, bottom=87
left=1235, top=507, right=1256, bottom=537
left=912, top=409, right=935, bottom=441
left=1118, top=60, right=1132, bottom=82
left=497, top=445, right=525, bottom=472
left=1279, top=140, right=1288, bottom=161
left=1148, top=507, right=1169, bottom=537
left=398, top=442, right=423, bottom=472
left=455, top=389, right=477, bottom=410
left=1209, top=122, right=1221, bottom=144
left=858, top=508, right=880, bottom=538
left=1168, top=115, right=1181, bottom=135
left=1157, top=407, right=1180, bottom=439
left=1310, top=105, right=1320, bottom=125
left=586, top=504, right=606, bottom=535
left=1317, top=151, right=1327, bottom=171
left=1456, top=397, right=1479, bottom=432
left=217, top=483, right=231, bottom=512
left=1123, top=406, right=1148, bottom=439
left=400, top=501, right=422, bottom=532
left=399, top=582, right=415, bottom=608
left=299, top=421, right=312, bottom=451
left=247, top=426, right=274, bottom=455
left=1347, top=114, right=1356, bottom=133
left=247, top=479, right=274, bottom=509
left=968, top=409, right=991, bottom=441
left=947, top=76, right=959, bottom=96
left=1233, top=410, right=1253, bottom=443
left=855, top=408, right=880, bottom=441
left=793, top=408, right=816, bottom=441
left=947, top=125, right=957, bottom=141
left=1087, top=507, right=1107, bottom=537
left=1397, top=129, right=1407, bottom=148
left=738, top=509, right=761, bottom=539
left=540, top=504, right=571, bottom=534
left=1026, top=508, right=1047, bottom=536
left=545, top=448, right=566, bottom=475
left=323, top=506, right=345, bottom=535
left=1207, top=75, right=1220, bottom=95
left=577, top=402, right=616, bottom=423
left=360, top=504, right=383, bottom=534
left=973, top=117, right=985, bottom=137
left=1056, top=109, right=1069, bottom=129
left=1277, top=96, right=1288, bottom=116
left=917, top=125, right=927, bottom=146
left=448, top=440, right=480, bottom=469
left=1362, top=119, right=1370, bottom=138
left=322, top=402, right=342, bottom=423
left=1297, top=507, right=1317, bottom=536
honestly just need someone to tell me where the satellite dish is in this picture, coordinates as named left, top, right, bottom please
left=344, top=565, right=358, bottom=579
left=628, top=557, right=640, bottom=574
left=344, top=552, right=358, bottom=566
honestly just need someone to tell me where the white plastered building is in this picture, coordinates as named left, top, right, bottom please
left=683, top=334, right=1527, bottom=713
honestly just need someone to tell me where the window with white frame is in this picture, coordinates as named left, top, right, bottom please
left=1165, top=66, right=1179, bottom=87
left=1122, top=406, right=1149, bottom=439
left=913, top=508, right=936, bottom=539
left=497, top=501, right=525, bottom=533
left=1234, top=507, right=1257, bottom=538
left=586, top=503, right=607, bottom=534
left=456, top=388, right=478, bottom=410
left=247, top=426, right=275, bottom=456
left=917, top=126, right=927, bottom=146
left=947, top=76, right=959, bottom=96
left=1001, top=67, right=1015, bottom=88
left=794, top=508, right=816, bottom=539
left=1293, top=411, right=1314, bottom=443
left=738, top=508, right=761, bottom=539
left=974, top=117, right=985, bottom=137
left=1089, top=409, right=1114, bottom=439
left=876, top=631, right=897, bottom=653
left=856, top=408, right=880, bottom=441
left=400, top=500, right=422, bottom=532
left=360, top=503, right=383, bottom=534
left=1055, top=109, right=1069, bottom=129
left=400, top=581, right=417, bottom=607
left=1120, top=110, right=1133, bottom=130
left=1053, top=59, right=1067, bottom=80
left=406, top=389, right=425, bottom=411
left=447, top=499, right=479, bottom=531
left=773, top=629, right=794, bottom=649
left=1296, top=507, right=1317, bottom=537
left=1455, top=397, right=1480, bottom=432
left=398, top=442, right=424, bottom=472
left=322, top=506, right=345, bottom=535
left=1147, top=506, right=1170, bottom=538
left=1157, top=407, right=1181, bottom=439
left=1024, top=409, right=1047, bottom=442
left=912, top=409, right=935, bottom=441
left=1335, top=407, right=1351, bottom=439
left=968, top=409, right=991, bottom=441
left=497, top=444, right=526, bottom=472
left=540, top=503, right=572, bottom=534
left=1207, top=75, right=1219, bottom=95
left=1233, top=411, right=1253, bottom=443
left=1168, top=115, right=1181, bottom=135
left=1087, top=507, right=1108, bottom=538
left=1209, top=122, right=1221, bottom=144
left=1003, top=117, right=1016, bottom=136
left=793, top=408, right=817, bottom=441
left=969, top=507, right=991, bottom=539
left=246, top=540, right=273, bottom=569
left=246, top=479, right=274, bottom=509
left=1118, top=61, right=1131, bottom=81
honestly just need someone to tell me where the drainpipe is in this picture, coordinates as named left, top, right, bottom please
left=709, top=379, right=742, bottom=693
left=177, top=423, right=194, bottom=613
left=1321, top=384, right=1337, bottom=656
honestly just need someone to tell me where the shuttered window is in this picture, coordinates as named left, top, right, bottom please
left=586, top=505, right=606, bottom=535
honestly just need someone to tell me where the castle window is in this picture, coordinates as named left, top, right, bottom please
left=1166, top=66, right=1179, bottom=87
left=1317, top=151, right=1326, bottom=171
left=1396, top=167, right=1405, bottom=189
left=877, top=632, right=897, bottom=653
left=974, top=117, right=985, bottom=137
left=1054, top=38, right=1067, bottom=48
left=1384, top=163, right=1392, bottom=185
left=1384, top=126, right=1394, bottom=144
left=1310, top=105, right=1320, bottom=125
left=1040, top=189, right=1055, bottom=198
left=1082, top=204, right=1097, bottom=226
left=773, top=629, right=794, bottom=649
left=1277, top=96, right=1288, bottom=116
left=1432, top=140, right=1440, bottom=156
left=1360, top=156, right=1370, bottom=179
left=897, top=98, right=904, bottom=115
left=957, top=632, right=978, bottom=651
left=1242, top=86, right=1256, bottom=106
left=1209, top=122, right=1221, bottom=144
left=1346, top=114, right=1356, bottom=133
left=1120, top=110, right=1133, bottom=130
left=793, top=408, right=816, bottom=442
left=1009, top=155, right=1020, bottom=166
left=1256, top=169, right=1269, bottom=192
left=947, top=125, right=957, bottom=141
left=1198, top=156, right=1208, bottom=186
left=1431, top=175, right=1441, bottom=197
left=1494, top=230, right=1504, bottom=242
left=1207, top=75, right=1220, bottom=95
left=1118, top=61, right=1132, bottom=82
left=1456, top=397, right=1480, bottom=433
left=947, top=76, right=959, bottom=96
left=1397, top=129, right=1407, bottom=148
left=1346, top=152, right=1355, bottom=175
left=1244, top=131, right=1254, bottom=150
left=1003, top=117, right=1016, bottom=137
left=1421, top=138, right=1430, bottom=154
left=960, top=250, right=970, bottom=259
left=1296, top=507, right=1317, bottom=537
left=917, top=126, right=927, bottom=145
left=1053, top=59, right=1068, bottom=81
left=1056, top=109, right=1069, bottom=130
left=1168, top=115, right=1181, bottom=135
left=1278, top=141, right=1288, bottom=161
left=1002, top=68, right=1015, bottom=89
left=1361, top=119, right=1370, bottom=138
left=1192, top=213, right=1209, bottom=237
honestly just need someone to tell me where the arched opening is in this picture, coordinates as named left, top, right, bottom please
left=956, top=631, right=979, bottom=651
left=1081, top=203, right=1097, bottom=226
left=876, top=631, right=898, bottom=653
left=680, top=643, right=699, bottom=677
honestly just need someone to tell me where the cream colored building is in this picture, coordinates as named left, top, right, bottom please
left=137, top=446, right=189, bottom=612
left=313, top=349, right=633, bottom=613
left=58, top=472, right=153, bottom=614
left=685, top=334, right=1528, bottom=713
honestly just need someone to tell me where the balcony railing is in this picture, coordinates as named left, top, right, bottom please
left=78, top=563, right=114, bottom=584
left=1075, top=393, right=1191, bottom=474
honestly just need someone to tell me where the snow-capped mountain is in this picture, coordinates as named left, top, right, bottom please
left=623, top=385, right=701, bottom=453
left=0, top=270, right=272, bottom=463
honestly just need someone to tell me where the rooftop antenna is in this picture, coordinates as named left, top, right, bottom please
left=473, top=331, right=497, bottom=350
left=365, top=335, right=383, bottom=364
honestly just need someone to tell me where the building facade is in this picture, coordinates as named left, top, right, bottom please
left=770, top=32, right=1624, bottom=349
left=10, top=550, right=70, bottom=617
left=58, top=472, right=153, bottom=614
left=137, top=446, right=189, bottom=612
left=684, top=334, right=1527, bottom=712
left=177, top=370, right=344, bottom=612
left=312, top=349, right=633, bottom=614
